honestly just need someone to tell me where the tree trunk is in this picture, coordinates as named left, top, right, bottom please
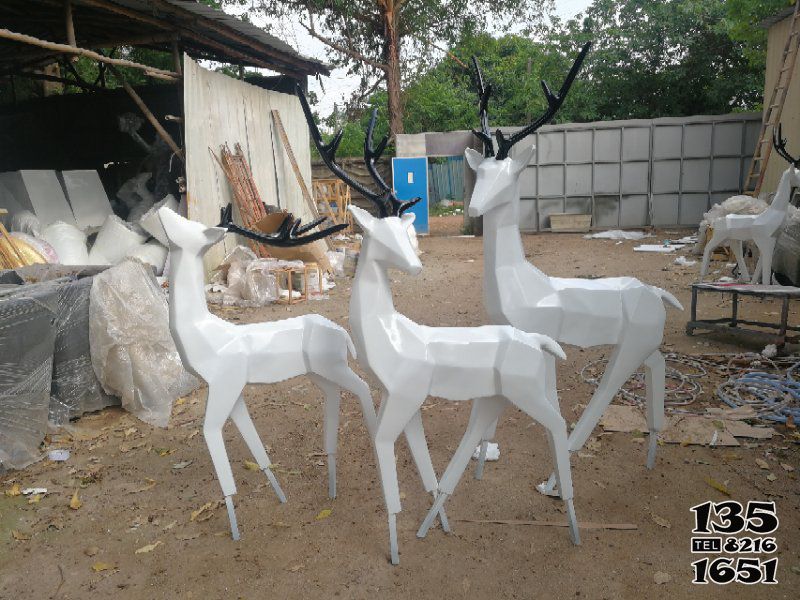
left=383, top=5, right=404, bottom=136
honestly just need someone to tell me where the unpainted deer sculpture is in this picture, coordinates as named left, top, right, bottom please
left=700, top=125, right=800, bottom=285
left=158, top=206, right=377, bottom=540
left=466, top=44, right=683, bottom=494
left=299, top=86, right=580, bottom=565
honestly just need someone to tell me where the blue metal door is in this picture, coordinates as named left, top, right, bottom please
left=392, top=157, right=429, bottom=234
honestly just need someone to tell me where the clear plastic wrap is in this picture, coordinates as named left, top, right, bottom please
left=207, top=246, right=278, bottom=307
left=49, top=276, right=117, bottom=424
left=89, top=259, right=198, bottom=427
left=0, top=283, right=58, bottom=469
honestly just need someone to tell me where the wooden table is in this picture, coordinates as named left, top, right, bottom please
left=686, top=282, right=800, bottom=347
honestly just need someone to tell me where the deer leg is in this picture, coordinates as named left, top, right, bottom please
left=643, top=350, right=666, bottom=470
left=754, top=237, right=776, bottom=285
left=404, top=410, right=449, bottom=532
left=203, top=384, right=243, bottom=540
left=229, top=395, right=286, bottom=504
left=510, top=384, right=580, bottom=545
left=374, top=394, right=423, bottom=565
left=730, top=240, right=750, bottom=282
left=417, top=396, right=506, bottom=539
left=314, top=365, right=377, bottom=438
left=474, top=410, right=500, bottom=480
left=309, top=374, right=342, bottom=499
left=540, top=337, right=655, bottom=495
left=700, top=233, right=723, bottom=281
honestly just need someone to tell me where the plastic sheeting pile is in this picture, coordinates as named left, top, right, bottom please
left=206, top=246, right=336, bottom=307
left=89, top=259, right=198, bottom=427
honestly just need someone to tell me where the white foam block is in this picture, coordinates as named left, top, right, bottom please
left=61, top=170, right=113, bottom=229
left=0, top=170, right=77, bottom=227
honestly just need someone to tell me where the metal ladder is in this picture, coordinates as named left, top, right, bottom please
left=744, top=0, right=800, bottom=197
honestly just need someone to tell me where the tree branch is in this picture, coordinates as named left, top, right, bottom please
left=301, top=21, right=388, bottom=72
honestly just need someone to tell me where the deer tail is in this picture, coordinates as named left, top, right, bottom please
left=655, top=287, right=683, bottom=311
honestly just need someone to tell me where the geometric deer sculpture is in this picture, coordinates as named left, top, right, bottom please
left=298, top=86, right=580, bottom=565
left=157, top=206, right=377, bottom=540
left=701, top=124, right=800, bottom=285
left=466, top=44, right=683, bottom=494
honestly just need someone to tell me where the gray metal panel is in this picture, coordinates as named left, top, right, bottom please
left=713, top=122, right=743, bottom=156
left=620, top=195, right=649, bottom=226
left=621, top=162, right=648, bottom=194
left=684, top=124, right=713, bottom=158
left=566, top=130, right=592, bottom=163
left=566, top=164, right=591, bottom=195
left=519, top=198, right=538, bottom=231
left=712, top=158, right=741, bottom=191
left=744, top=121, right=761, bottom=154
left=622, top=128, right=650, bottom=161
left=519, top=167, right=537, bottom=196
left=565, top=197, right=592, bottom=214
left=682, top=159, right=711, bottom=192
left=680, top=193, right=710, bottom=225
left=653, top=126, right=683, bottom=159
left=537, top=198, right=564, bottom=229
left=538, top=132, right=564, bottom=164
left=594, top=129, right=621, bottom=162
left=652, top=194, right=680, bottom=225
left=652, top=160, right=681, bottom=193
left=539, top=165, right=564, bottom=196
left=593, top=195, right=620, bottom=227
left=595, top=163, right=620, bottom=194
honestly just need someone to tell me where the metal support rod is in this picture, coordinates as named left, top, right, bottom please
left=731, top=292, right=739, bottom=327
left=108, top=66, right=185, bottom=162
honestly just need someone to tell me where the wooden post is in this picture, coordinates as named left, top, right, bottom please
left=172, top=38, right=182, bottom=77
left=0, top=28, right=180, bottom=80
left=108, top=66, right=185, bottom=162
left=64, top=0, right=78, bottom=62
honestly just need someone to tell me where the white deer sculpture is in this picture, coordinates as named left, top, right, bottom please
left=158, top=206, right=377, bottom=540
left=700, top=125, right=800, bottom=285
left=299, top=87, right=580, bottom=565
left=466, top=45, right=683, bottom=494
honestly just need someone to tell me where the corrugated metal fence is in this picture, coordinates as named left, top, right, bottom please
left=428, top=157, right=464, bottom=204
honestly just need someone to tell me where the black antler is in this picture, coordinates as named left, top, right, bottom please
left=217, top=203, right=346, bottom=248
left=471, top=56, right=495, bottom=158
left=296, top=84, right=419, bottom=218
left=773, top=124, right=800, bottom=167
left=485, top=42, right=590, bottom=161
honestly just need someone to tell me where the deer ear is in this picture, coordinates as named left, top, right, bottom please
left=464, top=147, right=484, bottom=171
left=157, top=207, right=180, bottom=239
left=512, top=144, right=535, bottom=174
left=400, top=212, right=416, bottom=229
left=204, top=226, right=227, bottom=245
left=349, top=205, right=375, bottom=232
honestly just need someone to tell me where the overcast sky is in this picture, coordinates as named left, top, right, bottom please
left=236, top=1, right=594, bottom=119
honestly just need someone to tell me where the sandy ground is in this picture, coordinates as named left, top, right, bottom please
left=1, top=219, right=798, bottom=599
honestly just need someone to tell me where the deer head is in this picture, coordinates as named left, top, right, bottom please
left=159, top=206, right=228, bottom=254
left=297, top=85, right=422, bottom=275
left=773, top=124, right=800, bottom=186
left=466, top=43, right=591, bottom=217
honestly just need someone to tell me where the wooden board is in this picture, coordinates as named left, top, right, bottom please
left=183, top=56, right=322, bottom=276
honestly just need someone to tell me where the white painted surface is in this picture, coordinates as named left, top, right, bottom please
left=61, top=170, right=113, bottom=229
left=0, top=170, right=77, bottom=227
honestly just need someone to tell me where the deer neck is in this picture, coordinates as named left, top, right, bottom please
left=483, top=180, right=534, bottom=269
left=771, top=168, right=795, bottom=212
left=167, top=247, right=211, bottom=327
left=349, top=237, right=401, bottom=347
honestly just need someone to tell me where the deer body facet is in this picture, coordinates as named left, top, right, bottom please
left=158, top=207, right=376, bottom=540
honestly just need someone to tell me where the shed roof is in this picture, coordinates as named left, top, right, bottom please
left=0, top=0, right=329, bottom=78
left=760, top=5, right=796, bottom=29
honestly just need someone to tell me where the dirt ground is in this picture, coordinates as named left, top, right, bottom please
left=1, top=218, right=798, bottom=599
